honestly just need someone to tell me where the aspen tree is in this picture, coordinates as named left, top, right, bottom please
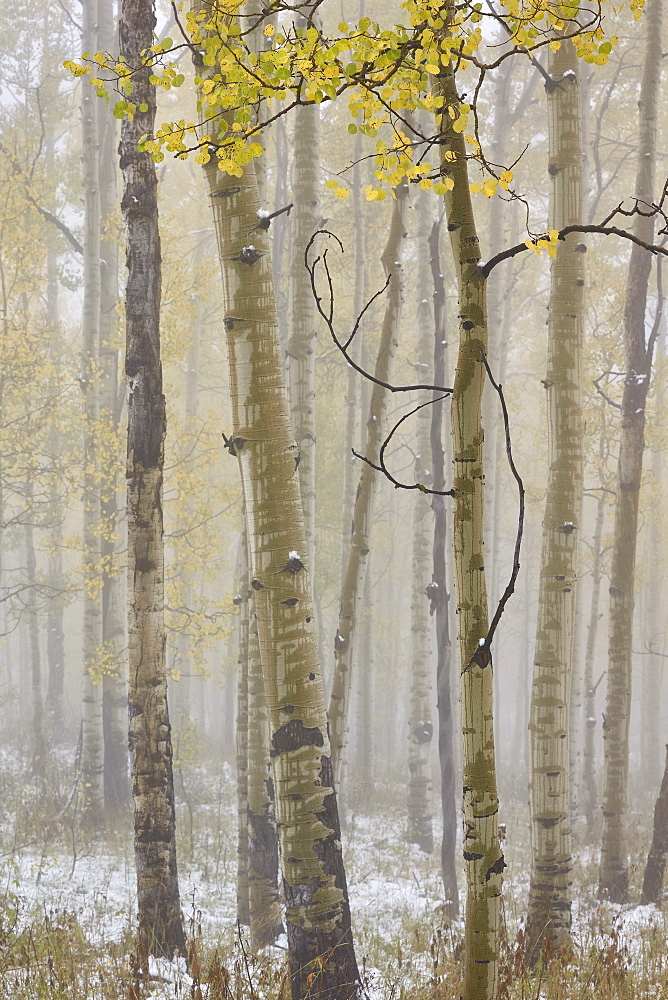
left=640, top=744, right=668, bottom=904
left=200, top=149, right=360, bottom=995
left=582, top=463, right=608, bottom=834
left=120, top=0, right=185, bottom=959
left=599, top=0, right=663, bottom=902
left=428, top=217, right=459, bottom=915
left=247, top=600, right=283, bottom=948
left=234, top=541, right=250, bottom=927
left=43, top=71, right=66, bottom=732
left=25, top=474, right=45, bottom=778
left=98, top=0, right=128, bottom=813
left=81, top=0, right=105, bottom=827
left=407, top=190, right=435, bottom=854
left=526, top=41, right=584, bottom=960
left=193, top=12, right=360, bottom=992
left=431, top=44, right=505, bottom=1000
left=641, top=391, right=664, bottom=793
left=328, top=183, right=408, bottom=788
left=339, top=56, right=366, bottom=597
left=287, top=97, right=319, bottom=569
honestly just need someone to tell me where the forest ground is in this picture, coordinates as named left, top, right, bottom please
left=0, top=738, right=666, bottom=1000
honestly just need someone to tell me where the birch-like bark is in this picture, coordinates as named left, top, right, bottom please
left=433, top=50, right=503, bottom=1000
left=569, top=575, right=585, bottom=821
left=25, top=476, right=45, bottom=778
left=45, top=165, right=66, bottom=731
left=599, top=0, right=662, bottom=902
left=526, top=41, right=584, bottom=960
left=247, top=598, right=283, bottom=947
left=407, top=191, right=434, bottom=854
left=234, top=546, right=250, bottom=927
left=641, top=385, right=664, bottom=794
left=328, top=184, right=408, bottom=789
left=339, top=122, right=365, bottom=593
left=120, top=0, right=185, bottom=958
left=583, top=473, right=607, bottom=834
left=428, top=218, right=459, bottom=914
left=287, top=99, right=319, bottom=569
left=98, top=0, right=128, bottom=813
left=198, top=107, right=360, bottom=999
left=81, top=0, right=105, bottom=827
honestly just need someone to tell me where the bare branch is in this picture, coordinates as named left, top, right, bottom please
left=305, top=229, right=454, bottom=396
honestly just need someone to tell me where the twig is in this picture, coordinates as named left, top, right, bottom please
left=352, top=396, right=455, bottom=496
left=464, top=351, right=525, bottom=671
left=305, top=230, right=454, bottom=397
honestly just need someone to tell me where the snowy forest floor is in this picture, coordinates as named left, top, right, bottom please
left=0, top=741, right=667, bottom=999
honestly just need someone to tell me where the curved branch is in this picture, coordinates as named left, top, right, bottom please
left=305, top=229, right=454, bottom=396
left=464, top=351, right=525, bottom=670
left=482, top=219, right=668, bottom=278
left=352, top=395, right=455, bottom=496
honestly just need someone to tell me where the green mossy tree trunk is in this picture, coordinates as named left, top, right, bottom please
left=432, top=38, right=504, bottom=1000
left=287, top=99, right=319, bottom=570
left=198, top=110, right=360, bottom=997
left=526, top=41, right=584, bottom=961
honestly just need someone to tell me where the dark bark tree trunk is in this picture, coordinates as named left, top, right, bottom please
left=641, top=745, right=668, bottom=905
left=120, top=0, right=185, bottom=960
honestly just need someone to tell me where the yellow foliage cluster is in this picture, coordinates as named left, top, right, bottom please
left=65, top=0, right=641, bottom=201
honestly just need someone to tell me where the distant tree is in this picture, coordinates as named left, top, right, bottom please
left=599, top=0, right=663, bottom=903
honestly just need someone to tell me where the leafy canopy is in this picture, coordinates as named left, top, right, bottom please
left=65, top=0, right=635, bottom=207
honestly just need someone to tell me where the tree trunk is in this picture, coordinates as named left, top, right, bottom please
left=287, top=99, right=319, bottom=570
left=428, top=218, right=459, bottom=915
left=433, top=50, right=504, bottom=999
left=234, top=541, right=250, bottom=927
left=328, top=184, right=408, bottom=789
left=120, top=0, right=185, bottom=959
left=526, top=41, right=584, bottom=961
left=407, top=191, right=435, bottom=855
left=640, top=745, right=668, bottom=905
left=599, top=0, right=662, bottom=902
left=196, top=52, right=360, bottom=987
left=25, top=476, right=45, bottom=778
left=583, top=470, right=607, bottom=834
left=80, top=0, right=105, bottom=828
left=98, top=0, right=128, bottom=814
left=247, top=596, right=283, bottom=948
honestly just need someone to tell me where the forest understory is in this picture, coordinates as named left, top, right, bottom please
left=0, top=738, right=666, bottom=1000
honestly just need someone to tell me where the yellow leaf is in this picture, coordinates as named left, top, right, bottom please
left=469, top=182, right=481, bottom=193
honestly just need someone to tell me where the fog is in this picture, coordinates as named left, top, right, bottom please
left=0, top=0, right=666, bottom=998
